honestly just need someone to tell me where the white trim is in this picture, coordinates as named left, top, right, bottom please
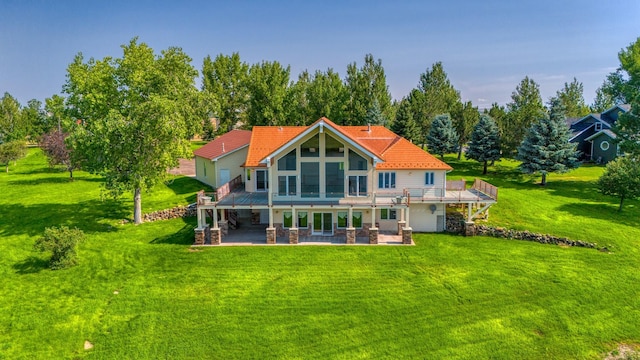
left=600, top=141, right=610, bottom=151
left=584, top=130, right=616, bottom=142
left=569, top=123, right=595, bottom=142
left=209, top=144, right=249, bottom=162
left=260, top=119, right=382, bottom=166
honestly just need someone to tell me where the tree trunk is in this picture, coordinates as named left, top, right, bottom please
left=69, top=168, right=74, bottom=181
left=134, top=188, right=142, bottom=224
left=5, top=165, right=8, bottom=173
left=541, top=173, right=547, bottom=186
left=457, top=146, right=463, bottom=160
left=483, top=161, right=488, bottom=175
left=618, top=195, right=625, bottom=212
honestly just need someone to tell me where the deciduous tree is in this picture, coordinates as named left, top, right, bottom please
left=246, top=60, right=291, bottom=126
left=502, top=76, right=546, bottom=156
left=555, top=78, right=590, bottom=118
left=466, top=114, right=501, bottom=174
left=345, top=54, right=393, bottom=125
left=0, top=140, right=26, bottom=172
left=597, top=156, right=640, bottom=211
left=306, top=69, right=348, bottom=123
left=0, top=92, right=26, bottom=143
left=40, top=129, right=77, bottom=179
left=516, top=98, right=579, bottom=185
left=64, top=38, right=202, bottom=224
left=427, top=114, right=458, bottom=159
left=452, top=100, right=479, bottom=159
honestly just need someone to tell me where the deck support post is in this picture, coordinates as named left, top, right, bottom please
left=402, top=227, right=412, bottom=245
left=266, top=227, right=276, bottom=244
left=368, top=227, right=378, bottom=244
left=346, top=227, right=356, bottom=244
left=289, top=227, right=298, bottom=244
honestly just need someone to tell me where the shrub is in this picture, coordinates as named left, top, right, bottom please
left=34, top=226, right=85, bottom=270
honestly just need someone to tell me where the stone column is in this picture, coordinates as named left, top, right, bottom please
left=464, top=221, right=476, bottom=236
left=397, top=220, right=406, bottom=235
left=368, top=227, right=378, bottom=244
left=210, top=227, right=221, bottom=245
left=266, top=227, right=276, bottom=244
left=219, top=220, right=229, bottom=236
left=289, top=227, right=298, bottom=244
left=402, top=227, right=413, bottom=245
left=194, top=228, right=205, bottom=245
left=346, top=227, right=356, bottom=244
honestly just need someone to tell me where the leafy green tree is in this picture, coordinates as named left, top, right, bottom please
left=246, top=60, right=291, bottom=126
left=597, top=156, right=640, bottom=211
left=516, top=98, right=579, bottom=185
left=411, top=62, right=461, bottom=143
left=555, top=77, right=590, bottom=118
left=45, top=94, right=74, bottom=132
left=451, top=100, right=479, bottom=159
left=285, top=70, right=313, bottom=126
left=391, top=98, right=420, bottom=143
left=345, top=54, right=393, bottom=125
left=0, top=92, right=26, bottom=143
left=64, top=38, right=202, bottom=224
left=21, top=99, right=49, bottom=140
left=427, top=114, right=458, bottom=159
left=34, top=226, right=84, bottom=270
left=466, top=114, right=501, bottom=174
left=201, top=52, right=249, bottom=133
left=591, top=86, right=615, bottom=113
left=306, top=69, right=348, bottom=123
left=612, top=37, right=640, bottom=157
left=502, top=76, right=546, bottom=156
left=0, top=140, right=27, bottom=172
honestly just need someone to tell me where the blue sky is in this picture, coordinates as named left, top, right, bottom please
left=1, top=0, right=639, bottom=109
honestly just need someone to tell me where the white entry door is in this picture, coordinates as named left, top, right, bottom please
left=219, top=169, right=230, bottom=185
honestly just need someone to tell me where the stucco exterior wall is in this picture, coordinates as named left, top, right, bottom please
left=194, top=155, right=217, bottom=187
left=409, top=203, right=446, bottom=232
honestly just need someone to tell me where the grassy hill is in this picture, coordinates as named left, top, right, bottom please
left=1, top=150, right=638, bottom=359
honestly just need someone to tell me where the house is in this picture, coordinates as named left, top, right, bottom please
left=193, top=129, right=252, bottom=188
left=194, top=118, right=497, bottom=245
left=568, top=104, right=629, bottom=163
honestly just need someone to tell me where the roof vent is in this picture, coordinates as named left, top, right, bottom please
left=367, top=123, right=371, bottom=133
left=222, top=143, right=225, bottom=153
left=278, top=126, right=283, bottom=131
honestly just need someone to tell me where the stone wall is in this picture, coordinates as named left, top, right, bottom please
left=143, top=204, right=196, bottom=222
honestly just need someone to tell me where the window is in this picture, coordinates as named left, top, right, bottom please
left=595, top=122, right=603, bottom=131
left=301, top=162, right=320, bottom=197
left=325, top=134, right=344, bottom=157
left=283, top=211, right=293, bottom=228
left=337, top=211, right=348, bottom=228
left=256, top=170, right=268, bottom=191
left=348, top=150, right=367, bottom=170
left=348, top=175, right=367, bottom=196
left=352, top=212, right=362, bottom=228
left=337, top=211, right=362, bottom=228
left=600, top=141, right=610, bottom=151
left=278, top=149, right=296, bottom=170
left=380, top=208, right=397, bottom=220
left=246, top=169, right=250, bottom=181
left=301, top=134, right=320, bottom=157
left=278, top=175, right=296, bottom=196
left=325, top=162, right=344, bottom=197
left=203, top=163, right=207, bottom=177
left=298, top=211, right=308, bottom=228
left=425, top=172, right=435, bottom=185
left=378, top=172, right=396, bottom=189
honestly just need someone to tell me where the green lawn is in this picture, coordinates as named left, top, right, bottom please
left=1, top=150, right=639, bottom=359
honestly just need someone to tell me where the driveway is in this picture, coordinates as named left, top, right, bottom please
left=168, top=158, right=195, bottom=177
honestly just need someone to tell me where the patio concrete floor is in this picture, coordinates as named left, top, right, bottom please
left=197, top=224, right=411, bottom=246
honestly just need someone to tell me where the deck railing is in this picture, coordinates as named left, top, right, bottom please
left=472, top=179, right=498, bottom=200
left=215, top=175, right=243, bottom=201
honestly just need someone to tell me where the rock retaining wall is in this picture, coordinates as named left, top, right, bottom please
left=143, top=204, right=196, bottom=222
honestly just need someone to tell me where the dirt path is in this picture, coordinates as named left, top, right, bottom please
left=168, top=158, right=195, bottom=177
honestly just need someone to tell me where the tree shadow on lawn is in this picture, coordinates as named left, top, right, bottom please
left=149, top=219, right=196, bottom=245
left=0, top=199, right=129, bottom=238
left=556, top=202, right=640, bottom=228
left=8, top=176, right=102, bottom=186
left=12, top=256, right=49, bottom=274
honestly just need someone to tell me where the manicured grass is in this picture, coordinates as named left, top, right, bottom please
left=1, top=150, right=639, bottom=359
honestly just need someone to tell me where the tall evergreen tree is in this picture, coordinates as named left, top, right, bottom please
left=516, top=98, right=579, bottom=185
left=201, top=52, right=249, bottom=133
left=502, top=76, right=546, bottom=157
left=451, top=100, right=479, bottom=159
left=427, top=114, right=458, bottom=159
left=466, top=114, right=501, bottom=174
left=410, top=62, right=461, bottom=143
left=246, top=60, right=291, bottom=126
left=391, top=98, right=420, bottom=143
left=345, top=54, right=393, bottom=125
left=555, top=77, right=590, bottom=118
left=365, top=98, right=387, bottom=126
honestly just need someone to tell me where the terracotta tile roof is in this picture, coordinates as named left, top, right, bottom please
left=244, top=126, right=307, bottom=167
left=242, top=117, right=452, bottom=170
left=193, top=129, right=252, bottom=160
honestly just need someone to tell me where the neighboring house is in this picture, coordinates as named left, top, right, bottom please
left=568, top=104, right=629, bottom=163
left=193, top=129, right=252, bottom=188
left=194, top=118, right=497, bottom=245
